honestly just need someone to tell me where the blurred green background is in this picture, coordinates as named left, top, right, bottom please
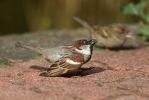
left=0, top=0, right=148, bottom=35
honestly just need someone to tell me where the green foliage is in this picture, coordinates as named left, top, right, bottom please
left=0, top=61, right=11, bottom=66
left=139, top=21, right=149, bottom=38
left=30, top=87, right=43, bottom=93
left=94, top=47, right=108, bottom=51
left=17, top=73, right=24, bottom=76
left=121, top=2, right=149, bottom=40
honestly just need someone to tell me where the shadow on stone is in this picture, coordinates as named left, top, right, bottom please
left=30, top=65, right=105, bottom=77
left=73, top=67, right=105, bottom=76
left=39, top=67, right=105, bottom=77
left=30, top=65, right=48, bottom=71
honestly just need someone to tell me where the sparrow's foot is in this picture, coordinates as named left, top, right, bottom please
left=39, top=72, right=47, bottom=76
left=78, top=66, right=95, bottom=73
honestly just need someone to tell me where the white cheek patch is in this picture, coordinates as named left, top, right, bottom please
left=66, top=59, right=81, bottom=65
left=75, top=45, right=91, bottom=55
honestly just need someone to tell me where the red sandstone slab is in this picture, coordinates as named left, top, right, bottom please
left=0, top=46, right=149, bottom=100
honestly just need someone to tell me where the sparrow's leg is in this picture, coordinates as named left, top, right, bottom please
left=78, top=66, right=95, bottom=73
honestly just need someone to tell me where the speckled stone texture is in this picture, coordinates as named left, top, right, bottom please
left=0, top=46, right=149, bottom=100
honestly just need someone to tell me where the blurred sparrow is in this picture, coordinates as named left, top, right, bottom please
left=74, top=17, right=147, bottom=49
left=15, top=39, right=97, bottom=76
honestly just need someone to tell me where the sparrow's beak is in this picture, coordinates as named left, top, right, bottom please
left=90, top=39, right=98, bottom=45
left=85, top=39, right=98, bottom=45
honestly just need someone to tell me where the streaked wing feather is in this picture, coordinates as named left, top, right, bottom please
left=46, top=67, right=69, bottom=76
left=45, top=54, right=84, bottom=76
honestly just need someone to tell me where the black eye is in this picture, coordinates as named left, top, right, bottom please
left=84, top=41, right=89, bottom=44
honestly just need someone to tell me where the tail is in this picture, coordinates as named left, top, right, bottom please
left=15, top=42, right=44, bottom=55
left=73, top=17, right=94, bottom=33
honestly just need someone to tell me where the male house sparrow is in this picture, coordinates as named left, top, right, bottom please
left=15, top=39, right=97, bottom=76
left=74, top=17, right=147, bottom=49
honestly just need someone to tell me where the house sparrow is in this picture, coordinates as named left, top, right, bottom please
left=74, top=17, right=147, bottom=49
left=15, top=39, right=97, bottom=76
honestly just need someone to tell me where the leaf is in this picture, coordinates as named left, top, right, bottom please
left=144, top=12, right=149, bottom=23
left=140, top=27, right=149, bottom=37
left=139, top=21, right=149, bottom=37
left=122, top=3, right=137, bottom=15
left=122, top=2, right=148, bottom=18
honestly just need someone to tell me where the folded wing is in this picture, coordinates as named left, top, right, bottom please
left=45, top=54, right=84, bottom=76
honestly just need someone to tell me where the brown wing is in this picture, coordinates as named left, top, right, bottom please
left=45, top=54, right=84, bottom=76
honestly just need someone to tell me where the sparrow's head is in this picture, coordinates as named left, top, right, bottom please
left=73, top=39, right=97, bottom=55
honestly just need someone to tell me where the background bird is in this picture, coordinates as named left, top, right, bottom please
left=74, top=17, right=147, bottom=49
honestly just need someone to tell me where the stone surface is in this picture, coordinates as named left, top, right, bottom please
left=0, top=29, right=149, bottom=100
left=0, top=46, right=149, bottom=100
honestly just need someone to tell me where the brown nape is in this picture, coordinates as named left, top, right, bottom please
left=63, top=46, right=75, bottom=52
left=73, top=39, right=87, bottom=50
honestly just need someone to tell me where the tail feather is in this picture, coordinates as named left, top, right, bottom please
left=15, top=42, right=43, bottom=55
left=73, top=17, right=94, bottom=33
